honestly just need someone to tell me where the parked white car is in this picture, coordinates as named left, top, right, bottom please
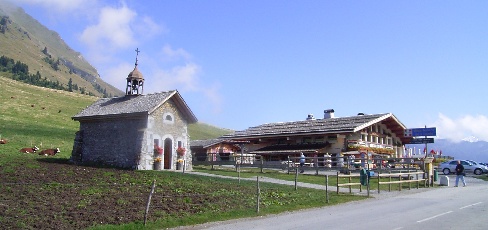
left=438, top=160, right=488, bottom=175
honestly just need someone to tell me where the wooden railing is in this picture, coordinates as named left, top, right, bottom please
left=376, top=171, right=427, bottom=193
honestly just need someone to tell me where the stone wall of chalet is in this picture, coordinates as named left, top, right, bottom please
left=73, top=117, right=147, bottom=169
left=142, top=99, right=192, bottom=171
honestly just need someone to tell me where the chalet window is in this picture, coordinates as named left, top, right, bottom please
left=327, top=135, right=337, bottom=140
left=303, top=137, right=312, bottom=143
left=315, top=137, right=325, bottom=143
left=277, top=138, right=288, bottom=144
left=361, top=134, right=367, bottom=142
left=163, top=112, right=174, bottom=124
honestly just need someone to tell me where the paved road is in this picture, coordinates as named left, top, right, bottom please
left=174, top=172, right=488, bottom=230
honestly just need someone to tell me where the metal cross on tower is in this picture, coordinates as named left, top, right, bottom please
left=135, top=48, right=140, bottom=66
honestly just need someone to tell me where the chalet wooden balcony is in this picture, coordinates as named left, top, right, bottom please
left=347, top=141, right=395, bottom=154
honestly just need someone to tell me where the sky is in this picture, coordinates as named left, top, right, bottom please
left=7, top=0, right=488, bottom=142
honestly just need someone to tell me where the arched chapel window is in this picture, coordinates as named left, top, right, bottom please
left=163, top=112, right=174, bottom=124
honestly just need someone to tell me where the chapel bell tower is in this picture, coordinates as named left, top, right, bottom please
left=126, top=48, right=144, bottom=96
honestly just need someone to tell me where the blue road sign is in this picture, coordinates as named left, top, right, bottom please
left=409, top=138, right=435, bottom=144
left=405, top=127, right=436, bottom=137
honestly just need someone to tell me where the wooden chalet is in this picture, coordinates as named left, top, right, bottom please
left=220, top=110, right=409, bottom=163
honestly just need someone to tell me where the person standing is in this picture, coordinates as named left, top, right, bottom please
left=349, top=155, right=356, bottom=169
left=455, top=160, right=466, bottom=187
left=299, top=152, right=306, bottom=173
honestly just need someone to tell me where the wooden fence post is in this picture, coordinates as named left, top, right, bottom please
left=325, top=175, right=329, bottom=204
left=256, top=176, right=260, bottom=213
left=260, top=156, right=264, bottom=173
left=315, top=155, right=319, bottom=175
left=294, top=168, right=298, bottom=190
left=287, top=155, right=291, bottom=175
left=144, top=179, right=156, bottom=226
left=377, top=171, right=380, bottom=194
left=336, top=171, right=339, bottom=194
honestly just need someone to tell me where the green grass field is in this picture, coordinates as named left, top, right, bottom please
left=0, top=77, right=368, bottom=229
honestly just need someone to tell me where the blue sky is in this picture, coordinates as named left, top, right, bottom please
left=9, top=0, right=488, bottom=142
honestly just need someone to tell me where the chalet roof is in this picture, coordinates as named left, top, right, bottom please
left=190, top=139, right=249, bottom=148
left=222, top=113, right=408, bottom=142
left=72, top=90, right=197, bottom=123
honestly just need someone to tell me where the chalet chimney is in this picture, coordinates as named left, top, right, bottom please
left=306, top=114, right=315, bottom=120
left=324, top=109, right=335, bottom=119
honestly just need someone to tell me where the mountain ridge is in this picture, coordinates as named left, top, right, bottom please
left=0, top=1, right=123, bottom=98
left=408, top=138, right=488, bottom=163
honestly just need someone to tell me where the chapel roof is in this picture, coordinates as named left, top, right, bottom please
left=72, top=90, right=197, bottom=123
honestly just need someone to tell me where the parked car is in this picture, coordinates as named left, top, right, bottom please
left=438, top=160, right=488, bottom=175
left=473, top=161, right=488, bottom=167
left=466, top=160, right=488, bottom=172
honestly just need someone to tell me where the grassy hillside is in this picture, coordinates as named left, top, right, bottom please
left=188, top=122, right=233, bottom=140
left=0, top=75, right=232, bottom=159
left=0, top=75, right=97, bottom=157
left=0, top=1, right=123, bottom=98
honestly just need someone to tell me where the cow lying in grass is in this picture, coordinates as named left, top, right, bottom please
left=39, top=148, right=60, bottom=156
left=19, top=146, right=40, bottom=153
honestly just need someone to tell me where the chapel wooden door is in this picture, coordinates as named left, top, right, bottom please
left=164, top=138, right=172, bottom=169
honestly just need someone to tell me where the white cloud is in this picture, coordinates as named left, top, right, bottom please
left=201, top=83, right=223, bottom=114
left=134, top=16, right=165, bottom=39
left=80, top=5, right=138, bottom=53
left=141, top=45, right=223, bottom=114
left=161, top=44, right=192, bottom=61
left=78, top=4, right=164, bottom=66
left=102, top=62, right=134, bottom=91
left=149, top=63, right=201, bottom=92
left=432, top=113, right=488, bottom=142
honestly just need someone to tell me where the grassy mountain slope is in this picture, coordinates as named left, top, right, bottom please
left=0, top=76, right=231, bottom=158
left=0, top=1, right=123, bottom=97
left=188, top=122, right=233, bottom=140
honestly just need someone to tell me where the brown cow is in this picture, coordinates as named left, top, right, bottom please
left=19, top=146, right=40, bottom=153
left=0, top=139, right=7, bottom=144
left=39, top=148, right=60, bottom=156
